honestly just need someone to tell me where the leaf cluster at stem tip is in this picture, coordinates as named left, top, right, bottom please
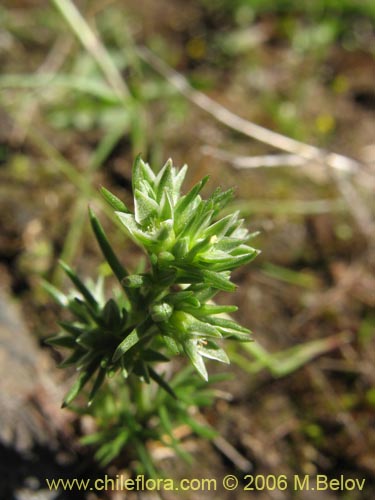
left=46, top=156, right=259, bottom=407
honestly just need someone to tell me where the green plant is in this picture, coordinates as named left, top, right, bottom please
left=46, top=156, right=259, bottom=471
left=78, top=367, right=225, bottom=475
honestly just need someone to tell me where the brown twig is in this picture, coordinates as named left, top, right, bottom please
left=138, top=46, right=374, bottom=238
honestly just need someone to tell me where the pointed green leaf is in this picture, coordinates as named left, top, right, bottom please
left=197, top=343, right=230, bottom=364
left=59, top=349, right=85, bottom=368
left=154, top=219, right=174, bottom=247
left=159, top=191, right=174, bottom=220
left=134, top=360, right=150, bottom=383
left=41, top=281, right=68, bottom=307
left=62, top=362, right=98, bottom=407
left=185, top=235, right=212, bottom=260
left=174, top=176, right=209, bottom=220
left=88, top=367, right=106, bottom=405
left=156, top=159, right=173, bottom=202
left=100, top=186, right=129, bottom=212
left=66, top=298, right=90, bottom=322
left=184, top=339, right=208, bottom=380
left=205, top=316, right=251, bottom=334
left=140, top=158, right=156, bottom=184
left=196, top=304, right=238, bottom=315
left=221, top=330, right=252, bottom=341
left=204, top=212, right=239, bottom=240
left=76, top=350, right=100, bottom=370
left=215, top=237, right=248, bottom=252
left=199, top=249, right=259, bottom=271
left=112, top=329, right=140, bottom=362
left=45, top=335, right=76, bottom=348
left=209, top=187, right=234, bottom=216
left=186, top=316, right=222, bottom=338
left=132, top=155, right=155, bottom=193
left=76, top=328, right=107, bottom=350
left=191, top=285, right=218, bottom=302
left=89, top=208, right=129, bottom=282
left=59, top=261, right=98, bottom=310
left=179, top=205, right=213, bottom=239
left=116, top=212, right=155, bottom=245
left=174, top=164, right=188, bottom=195
left=132, top=154, right=144, bottom=192
left=172, top=237, right=189, bottom=259
left=166, top=290, right=194, bottom=304
left=58, top=321, right=85, bottom=337
left=201, top=269, right=236, bottom=291
left=103, top=298, right=122, bottom=329
left=148, top=366, right=177, bottom=399
left=162, top=335, right=180, bottom=355
left=134, top=189, right=159, bottom=224
left=138, top=179, right=156, bottom=199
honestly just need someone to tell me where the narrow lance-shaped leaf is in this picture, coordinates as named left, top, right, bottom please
left=59, top=261, right=98, bottom=311
left=112, top=329, right=141, bottom=362
left=62, top=361, right=98, bottom=407
left=156, top=159, right=173, bottom=198
left=201, top=269, right=236, bottom=291
left=134, top=189, right=159, bottom=224
left=41, top=280, right=68, bottom=307
left=174, top=175, right=209, bottom=220
left=183, top=339, right=208, bottom=381
left=116, top=212, right=155, bottom=246
left=132, top=154, right=155, bottom=193
left=149, top=368, right=177, bottom=399
left=173, top=163, right=188, bottom=195
left=199, top=249, right=259, bottom=271
left=59, top=349, right=85, bottom=369
left=100, top=186, right=129, bottom=212
left=205, top=316, right=251, bottom=333
left=45, top=335, right=76, bottom=348
left=204, top=212, right=239, bottom=240
left=89, top=208, right=129, bottom=283
left=88, top=367, right=107, bottom=405
left=103, top=298, right=122, bottom=329
left=58, top=321, right=86, bottom=336
left=185, top=235, right=213, bottom=261
left=186, top=315, right=222, bottom=338
left=209, top=187, right=234, bottom=216
left=197, top=342, right=230, bottom=364
left=196, top=304, right=238, bottom=315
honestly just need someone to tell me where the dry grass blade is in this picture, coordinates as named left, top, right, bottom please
left=52, top=0, right=129, bottom=100
left=138, top=47, right=374, bottom=238
left=202, top=146, right=309, bottom=169
left=138, top=46, right=362, bottom=174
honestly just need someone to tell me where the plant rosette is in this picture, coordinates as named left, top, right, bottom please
left=46, top=156, right=259, bottom=407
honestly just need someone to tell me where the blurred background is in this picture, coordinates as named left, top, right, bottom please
left=0, top=1, right=374, bottom=499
